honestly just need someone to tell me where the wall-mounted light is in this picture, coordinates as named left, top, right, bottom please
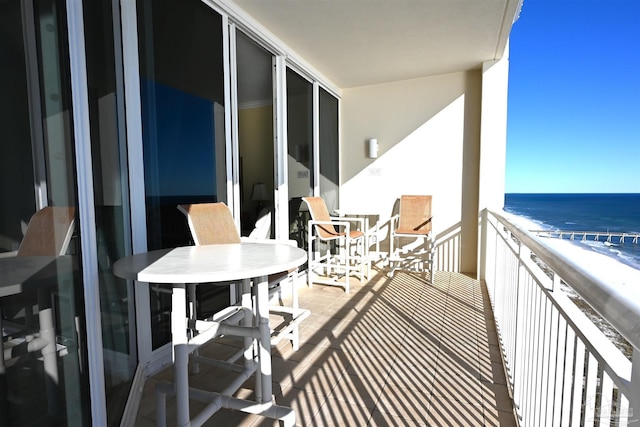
left=368, top=138, right=379, bottom=159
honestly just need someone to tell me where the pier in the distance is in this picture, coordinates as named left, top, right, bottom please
left=531, top=230, right=640, bottom=245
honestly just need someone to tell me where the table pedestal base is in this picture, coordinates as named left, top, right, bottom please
left=163, top=277, right=293, bottom=427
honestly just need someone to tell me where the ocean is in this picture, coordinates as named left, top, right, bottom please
left=504, top=193, right=640, bottom=270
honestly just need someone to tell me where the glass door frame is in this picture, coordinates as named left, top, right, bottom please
left=274, top=55, right=289, bottom=239
left=230, top=24, right=289, bottom=240
left=65, top=0, right=107, bottom=424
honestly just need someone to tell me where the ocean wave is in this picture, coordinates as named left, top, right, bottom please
left=577, top=240, right=640, bottom=270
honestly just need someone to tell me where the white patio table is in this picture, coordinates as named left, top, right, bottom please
left=113, top=243, right=306, bottom=427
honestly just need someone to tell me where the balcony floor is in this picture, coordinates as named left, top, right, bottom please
left=135, top=270, right=517, bottom=426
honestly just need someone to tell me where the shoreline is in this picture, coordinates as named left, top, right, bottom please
left=536, top=236, right=640, bottom=288
left=505, top=212, right=640, bottom=284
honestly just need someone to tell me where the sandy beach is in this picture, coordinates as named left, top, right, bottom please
left=504, top=212, right=640, bottom=290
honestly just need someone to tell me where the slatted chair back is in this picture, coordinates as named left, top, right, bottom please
left=17, top=206, right=76, bottom=257
left=396, top=195, right=432, bottom=236
left=302, top=196, right=340, bottom=240
left=177, top=203, right=241, bottom=245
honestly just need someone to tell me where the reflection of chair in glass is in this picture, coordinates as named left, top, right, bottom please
left=1, top=206, right=76, bottom=258
left=1, top=206, right=75, bottom=419
left=302, top=196, right=367, bottom=294
left=177, top=202, right=309, bottom=350
left=288, top=197, right=307, bottom=248
left=388, top=195, right=435, bottom=283
left=2, top=206, right=76, bottom=346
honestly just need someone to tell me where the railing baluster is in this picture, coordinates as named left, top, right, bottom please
left=571, top=341, right=586, bottom=426
left=552, top=319, right=568, bottom=427
left=631, top=349, right=640, bottom=425
left=561, top=329, right=576, bottom=426
left=533, top=281, right=544, bottom=424
left=544, top=301, right=559, bottom=427
left=584, top=353, right=598, bottom=425
left=482, top=210, right=639, bottom=426
left=599, top=371, right=614, bottom=426
left=619, top=390, right=629, bottom=427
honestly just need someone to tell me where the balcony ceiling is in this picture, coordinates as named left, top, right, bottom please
left=232, top=0, right=523, bottom=89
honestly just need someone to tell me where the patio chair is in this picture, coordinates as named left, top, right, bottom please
left=302, top=196, right=367, bottom=293
left=388, top=195, right=435, bottom=282
left=2, top=206, right=75, bottom=367
left=177, top=202, right=309, bottom=350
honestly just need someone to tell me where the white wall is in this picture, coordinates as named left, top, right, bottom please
left=340, top=64, right=508, bottom=275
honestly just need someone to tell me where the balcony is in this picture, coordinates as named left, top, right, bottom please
left=133, top=210, right=640, bottom=426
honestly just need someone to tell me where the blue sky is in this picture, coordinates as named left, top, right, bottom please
left=505, top=0, right=640, bottom=193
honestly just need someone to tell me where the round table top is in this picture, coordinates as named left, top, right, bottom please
left=113, top=243, right=307, bottom=285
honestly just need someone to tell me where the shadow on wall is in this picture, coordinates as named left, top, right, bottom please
left=341, top=71, right=473, bottom=184
left=341, top=94, right=467, bottom=226
left=341, top=71, right=484, bottom=275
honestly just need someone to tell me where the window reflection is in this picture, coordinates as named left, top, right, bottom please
left=0, top=0, right=89, bottom=424
left=137, top=0, right=227, bottom=348
left=319, top=88, right=339, bottom=213
left=287, top=69, right=313, bottom=248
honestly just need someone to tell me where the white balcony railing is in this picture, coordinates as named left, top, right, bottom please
left=481, top=209, right=640, bottom=426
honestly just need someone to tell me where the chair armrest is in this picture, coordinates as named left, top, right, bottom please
left=309, top=219, right=353, bottom=228
left=329, top=215, right=366, bottom=229
left=314, top=216, right=367, bottom=232
left=308, top=219, right=354, bottom=241
left=308, top=219, right=358, bottom=235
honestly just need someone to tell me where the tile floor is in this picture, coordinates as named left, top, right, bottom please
left=135, top=270, right=518, bottom=426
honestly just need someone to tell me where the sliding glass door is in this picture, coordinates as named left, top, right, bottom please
left=0, top=0, right=89, bottom=424
left=286, top=69, right=314, bottom=247
left=136, top=0, right=228, bottom=347
left=319, top=87, right=339, bottom=213
left=235, top=30, right=275, bottom=236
